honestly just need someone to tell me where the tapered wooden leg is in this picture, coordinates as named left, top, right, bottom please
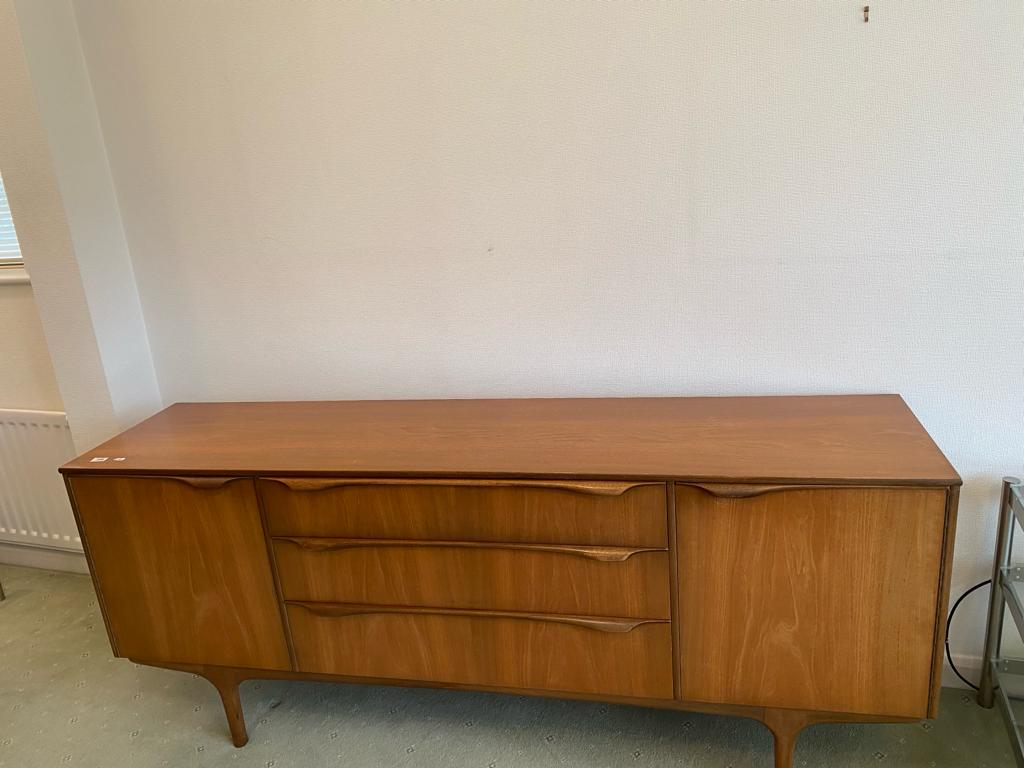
left=200, top=667, right=249, bottom=747
left=761, top=709, right=810, bottom=768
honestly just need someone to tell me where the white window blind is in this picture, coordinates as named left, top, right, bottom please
left=0, top=173, right=24, bottom=266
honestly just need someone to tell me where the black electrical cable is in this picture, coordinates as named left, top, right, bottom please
left=945, top=579, right=992, bottom=691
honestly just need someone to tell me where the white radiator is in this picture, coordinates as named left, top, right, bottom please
left=0, top=409, right=80, bottom=551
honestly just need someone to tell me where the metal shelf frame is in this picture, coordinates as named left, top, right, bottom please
left=979, top=477, right=1024, bottom=766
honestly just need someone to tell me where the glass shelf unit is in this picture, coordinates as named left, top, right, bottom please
left=980, top=479, right=1024, bottom=766
left=990, top=658, right=1024, bottom=762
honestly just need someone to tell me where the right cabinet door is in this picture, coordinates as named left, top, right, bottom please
left=675, top=484, right=949, bottom=718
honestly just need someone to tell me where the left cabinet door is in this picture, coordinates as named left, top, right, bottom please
left=68, top=475, right=291, bottom=671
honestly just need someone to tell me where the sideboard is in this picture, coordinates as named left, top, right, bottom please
left=60, top=395, right=960, bottom=767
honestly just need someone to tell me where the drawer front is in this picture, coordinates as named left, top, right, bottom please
left=287, top=603, right=673, bottom=699
left=273, top=538, right=670, bottom=618
left=261, top=479, right=667, bottom=547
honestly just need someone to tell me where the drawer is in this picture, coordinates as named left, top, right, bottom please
left=260, top=479, right=667, bottom=547
left=286, top=602, right=673, bottom=699
left=272, top=538, right=670, bottom=618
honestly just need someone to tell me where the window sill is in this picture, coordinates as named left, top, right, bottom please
left=0, top=266, right=30, bottom=285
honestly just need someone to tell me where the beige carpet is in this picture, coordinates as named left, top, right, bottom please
left=0, top=564, right=1012, bottom=767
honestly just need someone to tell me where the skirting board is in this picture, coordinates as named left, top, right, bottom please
left=0, top=541, right=87, bottom=574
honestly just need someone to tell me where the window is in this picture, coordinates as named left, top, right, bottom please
left=0, top=172, right=24, bottom=268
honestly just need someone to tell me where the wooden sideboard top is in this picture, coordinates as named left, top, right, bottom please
left=60, top=394, right=959, bottom=485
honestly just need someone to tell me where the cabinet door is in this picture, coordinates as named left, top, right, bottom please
left=69, top=476, right=290, bottom=670
left=675, top=485, right=949, bottom=718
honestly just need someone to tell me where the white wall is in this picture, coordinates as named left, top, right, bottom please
left=12, top=0, right=162, bottom=437
left=0, top=283, right=63, bottom=411
left=59, top=0, right=1024, bottom=664
left=0, top=0, right=122, bottom=452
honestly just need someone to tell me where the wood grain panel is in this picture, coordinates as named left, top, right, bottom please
left=273, top=538, right=670, bottom=617
left=286, top=603, right=673, bottom=699
left=675, top=485, right=947, bottom=718
left=927, top=486, right=960, bottom=718
left=68, top=476, right=291, bottom=670
left=60, top=396, right=960, bottom=486
left=261, top=480, right=667, bottom=546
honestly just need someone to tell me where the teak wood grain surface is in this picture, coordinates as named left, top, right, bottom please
left=67, top=476, right=291, bottom=670
left=261, top=479, right=667, bottom=546
left=284, top=603, right=674, bottom=700
left=676, top=485, right=947, bottom=718
left=273, top=538, right=670, bottom=617
left=60, top=395, right=958, bottom=485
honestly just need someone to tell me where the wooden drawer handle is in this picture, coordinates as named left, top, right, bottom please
left=680, top=482, right=865, bottom=498
left=274, top=537, right=664, bottom=562
left=162, top=476, right=246, bottom=490
left=262, top=477, right=660, bottom=496
left=287, top=601, right=666, bottom=633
